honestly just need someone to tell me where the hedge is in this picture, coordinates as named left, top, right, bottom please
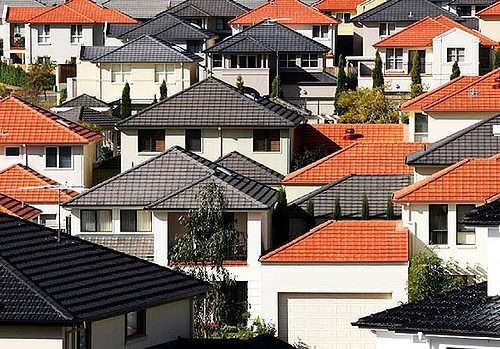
left=0, top=61, right=27, bottom=87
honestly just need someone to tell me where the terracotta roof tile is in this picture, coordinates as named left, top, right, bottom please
left=7, top=7, right=47, bottom=23
left=314, top=0, right=366, bottom=12
left=8, top=0, right=137, bottom=24
left=0, top=193, right=41, bottom=220
left=0, top=164, right=78, bottom=204
left=477, top=1, right=500, bottom=16
left=283, top=142, right=425, bottom=185
left=394, top=155, right=500, bottom=203
left=0, top=96, right=102, bottom=144
left=260, top=220, right=409, bottom=263
left=229, top=0, right=339, bottom=25
left=374, top=15, right=497, bottom=48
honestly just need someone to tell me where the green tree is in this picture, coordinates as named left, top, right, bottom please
left=236, top=74, right=244, bottom=91
left=271, top=74, right=282, bottom=98
left=410, top=53, right=423, bottom=98
left=336, top=88, right=401, bottom=124
left=306, top=199, right=315, bottom=228
left=59, top=87, right=67, bottom=104
left=372, top=50, right=384, bottom=89
left=408, top=252, right=466, bottom=302
left=333, top=196, right=341, bottom=220
left=450, top=61, right=461, bottom=80
left=217, top=317, right=275, bottom=340
left=22, top=58, right=55, bottom=103
left=386, top=195, right=394, bottom=220
left=361, top=195, right=370, bottom=219
left=272, top=187, right=289, bottom=246
left=291, top=147, right=329, bottom=171
left=159, top=80, right=168, bottom=101
left=494, top=49, right=500, bottom=69
left=335, top=55, right=347, bottom=115
left=170, top=182, right=238, bottom=337
left=120, top=82, right=131, bottom=119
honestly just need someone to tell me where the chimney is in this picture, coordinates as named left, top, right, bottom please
left=344, top=127, right=356, bottom=140
left=488, top=226, right=500, bottom=296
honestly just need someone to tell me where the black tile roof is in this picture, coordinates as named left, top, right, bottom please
left=216, top=151, right=284, bottom=185
left=464, top=198, right=500, bottom=225
left=0, top=214, right=209, bottom=324
left=58, top=107, right=121, bottom=127
left=64, top=146, right=277, bottom=210
left=80, top=46, right=115, bottom=61
left=101, top=0, right=182, bottom=19
left=118, top=12, right=215, bottom=41
left=281, top=71, right=338, bottom=86
left=117, top=77, right=305, bottom=128
left=354, top=282, right=500, bottom=338
left=90, top=35, right=202, bottom=63
left=406, top=114, right=500, bottom=166
left=235, top=0, right=315, bottom=8
left=351, top=0, right=459, bottom=22
left=166, top=0, right=248, bottom=18
left=205, top=21, right=330, bottom=54
left=289, top=174, right=412, bottom=219
left=58, top=94, right=111, bottom=108
left=78, top=234, right=154, bottom=261
left=107, top=23, right=141, bottom=38
left=448, top=0, right=496, bottom=5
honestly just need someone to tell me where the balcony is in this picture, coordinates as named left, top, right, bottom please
left=11, top=36, right=26, bottom=49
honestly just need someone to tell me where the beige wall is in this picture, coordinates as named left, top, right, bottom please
left=212, top=68, right=270, bottom=95
left=479, top=17, right=500, bottom=42
left=284, top=185, right=323, bottom=202
left=0, top=326, right=62, bottom=349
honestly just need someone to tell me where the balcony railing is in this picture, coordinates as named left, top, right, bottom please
left=359, top=61, right=433, bottom=77
left=224, top=232, right=247, bottom=261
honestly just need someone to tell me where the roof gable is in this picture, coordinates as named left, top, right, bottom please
left=229, top=0, right=339, bottom=25
left=477, top=1, right=500, bottom=16
left=260, top=220, right=409, bottom=263
left=57, top=107, right=120, bottom=127
left=166, top=0, right=249, bottom=18
left=117, top=77, right=304, bottom=128
left=58, top=93, right=110, bottom=108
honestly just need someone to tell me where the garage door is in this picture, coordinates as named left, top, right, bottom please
left=278, top=293, right=392, bottom=349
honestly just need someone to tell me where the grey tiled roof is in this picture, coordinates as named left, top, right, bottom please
left=0, top=214, right=209, bottom=323
left=166, top=0, right=248, bottom=18
left=64, top=146, right=277, bottom=210
left=205, top=21, right=330, bottom=54
left=216, top=151, right=284, bottom=185
left=351, top=0, right=459, bottom=22
left=281, top=71, right=338, bottom=86
left=448, top=0, right=495, bottom=5
left=57, top=107, right=121, bottom=127
left=91, top=35, right=202, bottom=63
left=117, top=77, right=305, bottom=128
left=58, top=93, right=111, bottom=108
left=107, top=23, right=140, bottom=38
left=235, top=0, right=315, bottom=8
left=80, top=46, right=115, bottom=61
left=406, top=114, right=500, bottom=166
left=78, top=234, right=154, bottom=261
left=0, top=0, right=43, bottom=6
left=119, top=12, right=215, bottom=41
left=289, top=174, right=412, bottom=219
left=101, top=0, right=180, bottom=19
left=464, top=198, right=500, bottom=225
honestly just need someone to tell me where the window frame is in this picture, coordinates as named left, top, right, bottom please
left=111, top=63, right=132, bottom=83
left=301, top=53, right=319, bottom=68
left=447, top=48, right=465, bottom=63
left=414, top=112, right=428, bottom=142
left=120, top=210, right=152, bottom=233
left=154, top=63, right=176, bottom=83
left=253, top=129, right=281, bottom=152
left=138, top=129, right=165, bottom=153
left=379, top=22, right=396, bottom=36
left=185, top=129, right=202, bottom=152
left=429, top=204, right=448, bottom=245
left=312, top=25, right=329, bottom=38
left=212, top=54, right=223, bottom=68
left=125, top=309, right=146, bottom=340
left=45, top=146, right=72, bottom=169
left=386, top=48, right=403, bottom=71
left=5, top=146, right=20, bottom=157
left=456, top=204, right=476, bottom=245
left=70, top=24, right=83, bottom=44
left=38, top=24, right=51, bottom=44
left=335, top=12, right=351, bottom=22
left=80, top=209, right=113, bottom=233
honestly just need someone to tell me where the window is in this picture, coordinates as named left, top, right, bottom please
left=301, top=53, right=319, bottom=68
left=70, top=24, right=83, bottom=44
left=46, top=146, right=72, bottom=168
left=81, top=210, right=112, bottom=232
left=279, top=54, right=297, bottom=68
left=457, top=204, right=476, bottom=245
left=185, top=129, right=201, bottom=152
left=13, top=24, right=25, bottom=47
left=111, top=64, right=131, bottom=83
left=187, top=40, right=203, bottom=53
left=236, top=55, right=262, bottom=68
left=414, top=113, right=428, bottom=142
left=253, top=129, right=280, bottom=152
left=312, top=25, right=329, bottom=38
left=429, top=204, right=448, bottom=245
left=138, top=130, right=165, bottom=152
left=120, top=210, right=152, bottom=232
left=213, top=54, right=223, bottom=68
left=386, top=48, right=403, bottom=70
left=38, top=25, right=50, bottom=44
left=379, top=22, right=396, bottom=36
left=154, top=63, right=176, bottom=83
left=456, top=5, right=472, bottom=17
left=447, top=48, right=465, bottom=62
left=215, top=17, right=231, bottom=31
left=408, top=50, right=426, bottom=73
left=125, top=310, right=146, bottom=339
left=5, top=146, right=20, bottom=157
left=336, top=12, right=351, bottom=22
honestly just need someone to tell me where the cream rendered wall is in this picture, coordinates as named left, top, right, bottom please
left=91, top=299, right=192, bottom=349
left=413, top=165, right=446, bottom=182
left=288, top=24, right=336, bottom=55
left=353, top=22, right=408, bottom=57
left=284, top=185, right=322, bottom=202
left=0, top=326, right=62, bottom=349
left=212, top=68, right=270, bottom=95
left=356, top=0, right=387, bottom=15
left=479, top=17, right=500, bottom=42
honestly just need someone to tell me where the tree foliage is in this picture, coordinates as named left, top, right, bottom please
left=21, top=59, right=55, bottom=103
left=59, top=87, right=67, bottom=104
left=306, top=199, right=315, bottom=228
left=450, top=61, right=461, bottom=80
left=170, top=182, right=238, bottom=337
left=0, top=61, right=27, bottom=86
left=160, top=80, right=168, bottom=101
left=361, top=195, right=369, bottom=219
left=494, top=49, right=500, bottom=70
left=217, top=317, right=276, bottom=340
left=408, top=252, right=466, bottom=302
left=336, top=88, right=401, bottom=124
left=272, top=187, right=289, bottom=246
left=333, top=196, right=341, bottom=220
left=410, top=53, right=423, bottom=98
left=236, top=74, right=244, bottom=91
left=271, top=74, right=283, bottom=98
left=386, top=195, right=394, bottom=220
left=372, top=50, right=384, bottom=89
left=291, top=147, right=330, bottom=171
left=120, top=82, right=132, bottom=119
left=335, top=55, right=347, bottom=115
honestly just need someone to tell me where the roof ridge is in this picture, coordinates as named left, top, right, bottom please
left=476, top=0, right=500, bottom=16
left=59, top=93, right=109, bottom=108
left=351, top=0, right=402, bottom=21
left=288, top=174, right=354, bottom=205
left=374, top=16, right=447, bottom=47
left=216, top=151, right=284, bottom=178
left=434, top=15, right=497, bottom=46
left=90, top=34, right=146, bottom=62
left=29, top=0, right=96, bottom=23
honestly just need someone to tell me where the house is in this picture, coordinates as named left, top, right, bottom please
left=282, top=142, right=425, bottom=200
left=116, top=77, right=305, bottom=174
left=447, top=0, right=496, bottom=30
left=356, top=16, right=497, bottom=93
left=394, top=154, right=500, bottom=276
left=260, top=220, right=409, bottom=349
left=205, top=21, right=337, bottom=114
left=0, top=96, right=102, bottom=188
left=63, top=146, right=278, bottom=321
left=352, top=198, right=500, bottom=349
left=477, top=0, right=500, bottom=42
left=0, top=212, right=209, bottom=349
left=0, top=0, right=137, bottom=67
left=228, top=0, right=339, bottom=66
left=73, top=35, right=202, bottom=106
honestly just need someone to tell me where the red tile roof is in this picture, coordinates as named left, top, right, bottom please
left=229, top=0, right=339, bottom=25
left=477, top=1, right=500, bottom=17
left=314, top=0, right=365, bottom=12
left=0, top=164, right=78, bottom=204
left=260, top=220, right=409, bottom=263
left=394, top=155, right=500, bottom=203
left=8, top=0, right=137, bottom=24
left=0, top=96, right=102, bottom=145
left=283, top=142, right=425, bottom=185
left=297, top=123, right=408, bottom=151
left=0, top=192, right=41, bottom=220
left=401, top=76, right=479, bottom=111
left=374, top=16, right=497, bottom=48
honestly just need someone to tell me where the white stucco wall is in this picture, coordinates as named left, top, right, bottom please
left=352, top=22, right=409, bottom=57
left=0, top=326, right=62, bottom=349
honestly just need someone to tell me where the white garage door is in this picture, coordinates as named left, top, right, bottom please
left=278, top=293, right=392, bottom=349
